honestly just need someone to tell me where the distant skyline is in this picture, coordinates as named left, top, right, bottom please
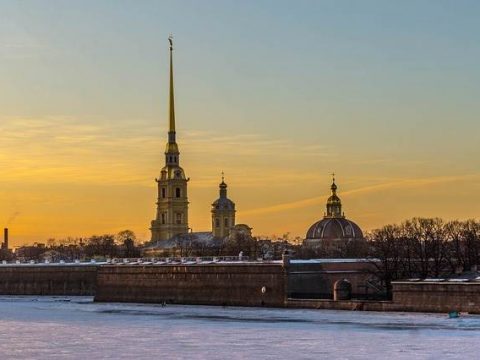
left=1, top=1, right=480, bottom=245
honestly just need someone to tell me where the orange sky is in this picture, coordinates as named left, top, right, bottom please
left=1, top=2, right=479, bottom=246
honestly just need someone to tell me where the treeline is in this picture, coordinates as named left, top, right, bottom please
left=4, top=230, right=141, bottom=262
left=368, top=218, right=480, bottom=297
left=154, top=233, right=290, bottom=260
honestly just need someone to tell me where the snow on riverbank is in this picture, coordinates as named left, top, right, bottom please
left=0, top=296, right=478, bottom=359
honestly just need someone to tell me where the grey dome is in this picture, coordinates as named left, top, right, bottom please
left=306, top=217, right=363, bottom=240
left=212, top=197, right=235, bottom=211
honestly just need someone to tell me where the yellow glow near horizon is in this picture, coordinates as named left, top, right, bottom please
left=1, top=116, right=479, bottom=247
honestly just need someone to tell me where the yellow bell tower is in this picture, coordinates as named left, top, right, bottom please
left=211, top=173, right=236, bottom=238
left=150, top=36, right=189, bottom=242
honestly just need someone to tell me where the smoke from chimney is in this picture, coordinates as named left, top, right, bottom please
left=6, top=212, right=20, bottom=225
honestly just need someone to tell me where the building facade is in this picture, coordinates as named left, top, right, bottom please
left=150, top=37, right=189, bottom=242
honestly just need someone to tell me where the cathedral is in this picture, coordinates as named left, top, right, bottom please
left=150, top=37, right=189, bottom=242
left=148, top=38, right=363, bottom=256
left=148, top=38, right=250, bottom=252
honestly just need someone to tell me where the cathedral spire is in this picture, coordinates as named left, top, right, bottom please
left=151, top=35, right=189, bottom=242
left=164, top=35, right=180, bottom=165
left=168, top=35, right=176, bottom=142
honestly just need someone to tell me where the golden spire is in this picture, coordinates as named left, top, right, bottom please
left=165, top=35, right=179, bottom=159
left=168, top=34, right=175, bottom=135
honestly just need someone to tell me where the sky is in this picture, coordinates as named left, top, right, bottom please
left=1, top=0, right=479, bottom=246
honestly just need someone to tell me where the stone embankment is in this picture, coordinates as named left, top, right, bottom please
left=1, top=258, right=479, bottom=314
left=0, top=263, right=98, bottom=296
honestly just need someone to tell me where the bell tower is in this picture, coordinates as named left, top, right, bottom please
left=150, top=36, right=189, bottom=242
left=211, top=173, right=236, bottom=238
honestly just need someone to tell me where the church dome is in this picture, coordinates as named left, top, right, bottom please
left=306, top=217, right=363, bottom=240
left=211, top=178, right=235, bottom=211
left=304, top=176, right=364, bottom=243
left=212, top=197, right=235, bottom=210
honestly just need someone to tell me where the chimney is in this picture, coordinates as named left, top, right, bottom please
left=3, top=228, right=8, bottom=250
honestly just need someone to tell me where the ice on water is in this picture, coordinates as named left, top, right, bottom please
left=0, top=296, right=479, bottom=359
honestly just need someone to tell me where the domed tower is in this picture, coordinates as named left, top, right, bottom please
left=150, top=36, right=189, bottom=242
left=304, top=175, right=364, bottom=251
left=326, top=177, right=343, bottom=218
left=211, top=174, right=235, bottom=238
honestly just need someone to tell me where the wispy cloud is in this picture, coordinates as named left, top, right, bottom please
left=182, top=131, right=333, bottom=157
left=0, top=116, right=335, bottom=188
left=239, top=174, right=480, bottom=216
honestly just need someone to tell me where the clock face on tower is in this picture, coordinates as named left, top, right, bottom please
left=174, top=170, right=182, bottom=178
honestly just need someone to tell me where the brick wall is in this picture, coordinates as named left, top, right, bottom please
left=392, top=281, right=480, bottom=314
left=0, top=265, right=98, bottom=295
left=95, top=264, right=287, bottom=307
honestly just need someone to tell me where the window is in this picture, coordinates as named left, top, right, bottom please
left=176, top=213, right=182, bottom=225
left=215, top=218, right=220, bottom=228
left=175, top=188, right=181, bottom=198
left=161, top=213, right=166, bottom=224
left=161, top=188, right=166, bottom=198
left=224, top=218, right=229, bottom=227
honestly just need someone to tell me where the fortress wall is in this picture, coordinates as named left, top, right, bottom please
left=0, top=265, right=98, bottom=296
left=3, top=262, right=479, bottom=314
left=392, top=281, right=480, bottom=314
left=289, top=281, right=480, bottom=314
left=94, top=264, right=287, bottom=307
left=288, top=261, right=378, bottom=299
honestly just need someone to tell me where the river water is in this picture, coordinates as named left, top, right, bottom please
left=0, top=296, right=478, bottom=359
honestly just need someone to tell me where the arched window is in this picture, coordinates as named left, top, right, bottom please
left=215, top=218, right=220, bottom=228
left=161, top=188, right=166, bottom=198
left=224, top=218, right=229, bottom=227
left=161, top=213, right=166, bottom=224
left=176, top=213, right=182, bottom=224
left=175, top=188, right=181, bottom=198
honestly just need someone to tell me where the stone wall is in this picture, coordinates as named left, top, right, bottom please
left=392, top=281, right=480, bottom=314
left=5, top=261, right=478, bottom=314
left=287, top=260, right=380, bottom=299
left=0, top=265, right=98, bottom=296
left=95, top=264, right=287, bottom=307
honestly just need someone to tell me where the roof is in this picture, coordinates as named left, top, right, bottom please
left=306, top=217, right=364, bottom=240
left=212, top=197, right=235, bottom=211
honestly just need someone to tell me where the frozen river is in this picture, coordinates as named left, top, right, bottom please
left=0, top=297, right=479, bottom=359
